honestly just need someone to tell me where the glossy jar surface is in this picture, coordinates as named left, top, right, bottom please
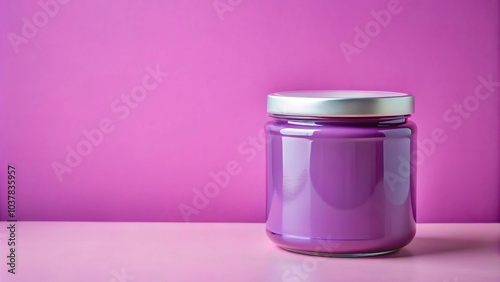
left=265, top=91, right=416, bottom=256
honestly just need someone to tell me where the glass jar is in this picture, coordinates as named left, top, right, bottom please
left=265, top=90, right=416, bottom=257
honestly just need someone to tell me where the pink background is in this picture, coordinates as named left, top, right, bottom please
left=0, top=0, right=498, bottom=223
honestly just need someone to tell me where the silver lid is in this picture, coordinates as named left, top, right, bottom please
left=267, top=90, right=414, bottom=118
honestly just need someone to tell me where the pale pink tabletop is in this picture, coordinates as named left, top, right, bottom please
left=0, top=223, right=499, bottom=282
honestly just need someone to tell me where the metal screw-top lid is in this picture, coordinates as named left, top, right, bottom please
left=267, top=90, right=414, bottom=118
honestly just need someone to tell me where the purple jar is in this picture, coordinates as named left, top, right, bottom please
left=265, top=90, right=416, bottom=257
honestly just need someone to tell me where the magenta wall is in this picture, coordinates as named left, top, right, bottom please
left=0, top=0, right=498, bottom=223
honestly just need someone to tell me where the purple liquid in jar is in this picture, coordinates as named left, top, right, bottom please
left=265, top=91, right=416, bottom=256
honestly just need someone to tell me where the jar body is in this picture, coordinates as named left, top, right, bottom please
left=265, top=117, right=417, bottom=256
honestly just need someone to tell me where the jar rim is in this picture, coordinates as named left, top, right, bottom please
left=267, top=90, right=414, bottom=118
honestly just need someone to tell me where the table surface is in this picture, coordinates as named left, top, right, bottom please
left=0, top=222, right=498, bottom=282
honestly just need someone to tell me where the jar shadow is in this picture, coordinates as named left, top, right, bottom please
left=368, top=237, right=491, bottom=258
